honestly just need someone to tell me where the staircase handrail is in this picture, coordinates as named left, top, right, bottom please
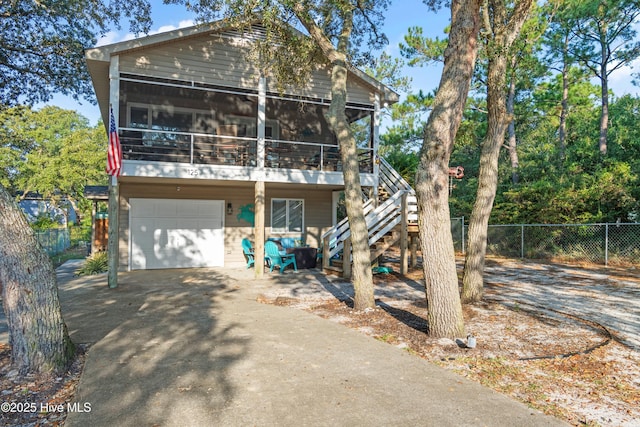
left=321, top=198, right=375, bottom=241
left=379, top=158, right=414, bottom=196
left=366, top=190, right=408, bottom=246
left=321, top=159, right=419, bottom=271
left=324, top=190, right=411, bottom=260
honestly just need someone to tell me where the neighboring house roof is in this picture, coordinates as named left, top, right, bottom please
left=85, top=18, right=399, bottom=126
left=17, top=197, right=77, bottom=225
left=16, top=191, right=63, bottom=200
left=84, top=185, right=109, bottom=201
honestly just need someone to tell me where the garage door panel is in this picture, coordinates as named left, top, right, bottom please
left=177, top=202, right=199, bottom=217
left=197, top=201, right=220, bottom=218
left=132, top=199, right=157, bottom=217
left=130, top=217, right=150, bottom=270
left=130, top=199, right=224, bottom=270
left=156, top=200, right=179, bottom=218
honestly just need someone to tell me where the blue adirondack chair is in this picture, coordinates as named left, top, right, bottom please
left=264, top=241, right=297, bottom=273
left=242, top=238, right=255, bottom=269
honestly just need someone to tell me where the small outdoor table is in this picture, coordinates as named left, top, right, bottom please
left=286, top=247, right=318, bottom=269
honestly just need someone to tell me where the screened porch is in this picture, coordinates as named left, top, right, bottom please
left=117, top=75, right=376, bottom=173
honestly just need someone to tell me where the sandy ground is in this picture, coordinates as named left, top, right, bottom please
left=257, top=256, right=640, bottom=426
left=482, top=259, right=640, bottom=350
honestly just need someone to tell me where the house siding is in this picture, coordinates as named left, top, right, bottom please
left=117, top=182, right=333, bottom=270
left=119, top=35, right=260, bottom=90
left=269, top=67, right=375, bottom=105
left=118, top=33, right=374, bottom=106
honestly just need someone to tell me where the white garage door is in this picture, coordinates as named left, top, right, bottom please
left=129, top=198, right=224, bottom=270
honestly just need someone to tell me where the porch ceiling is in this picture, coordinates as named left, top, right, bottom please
left=119, top=176, right=346, bottom=192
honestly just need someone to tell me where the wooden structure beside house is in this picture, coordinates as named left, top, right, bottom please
left=85, top=20, right=421, bottom=280
left=83, top=185, right=109, bottom=253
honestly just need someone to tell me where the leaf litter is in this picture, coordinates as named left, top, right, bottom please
left=259, top=256, right=640, bottom=427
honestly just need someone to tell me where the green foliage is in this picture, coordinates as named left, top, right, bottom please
left=0, top=105, right=107, bottom=223
left=31, top=214, right=63, bottom=231
left=382, top=150, right=419, bottom=186
left=379, top=89, right=437, bottom=184
left=70, top=226, right=92, bottom=246
left=382, top=14, right=640, bottom=225
left=383, top=1, right=640, bottom=227
left=76, top=251, right=108, bottom=276
left=0, top=0, right=152, bottom=106
left=563, top=0, right=640, bottom=77
left=366, top=52, right=412, bottom=94
left=400, top=26, right=447, bottom=66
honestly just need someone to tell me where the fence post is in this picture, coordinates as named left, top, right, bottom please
left=521, top=224, right=524, bottom=259
left=461, top=216, right=465, bottom=254
left=399, top=192, right=408, bottom=275
left=605, top=223, right=609, bottom=266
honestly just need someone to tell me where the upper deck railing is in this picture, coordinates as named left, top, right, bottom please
left=120, top=128, right=374, bottom=173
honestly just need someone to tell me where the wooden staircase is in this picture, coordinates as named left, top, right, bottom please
left=327, top=228, right=403, bottom=274
left=321, top=159, right=419, bottom=278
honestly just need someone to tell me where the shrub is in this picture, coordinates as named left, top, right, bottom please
left=76, top=251, right=108, bottom=276
left=31, top=213, right=62, bottom=231
left=69, top=225, right=91, bottom=246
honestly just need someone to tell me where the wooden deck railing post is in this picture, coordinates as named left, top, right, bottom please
left=410, top=234, right=418, bottom=268
left=322, top=235, right=330, bottom=270
left=400, top=192, right=408, bottom=275
left=254, top=180, right=265, bottom=278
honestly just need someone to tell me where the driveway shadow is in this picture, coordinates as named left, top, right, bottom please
left=61, top=268, right=249, bottom=426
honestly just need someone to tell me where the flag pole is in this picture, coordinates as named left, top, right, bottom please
left=106, top=103, right=121, bottom=288
left=107, top=57, right=120, bottom=288
left=107, top=174, right=119, bottom=288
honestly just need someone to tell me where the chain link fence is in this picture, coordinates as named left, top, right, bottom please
left=35, top=228, right=71, bottom=256
left=450, top=219, right=640, bottom=266
left=451, top=217, right=465, bottom=254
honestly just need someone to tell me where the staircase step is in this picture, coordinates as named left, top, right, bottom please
left=323, top=265, right=343, bottom=276
left=331, top=259, right=344, bottom=268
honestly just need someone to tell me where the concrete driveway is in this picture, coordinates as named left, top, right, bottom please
left=49, top=263, right=564, bottom=427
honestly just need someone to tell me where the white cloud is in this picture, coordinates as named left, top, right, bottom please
left=151, top=20, right=195, bottom=35
left=95, top=31, right=121, bottom=46
left=608, top=58, right=640, bottom=97
left=94, top=19, right=195, bottom=47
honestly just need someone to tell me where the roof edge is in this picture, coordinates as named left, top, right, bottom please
left=85, top=17, right=399, bottom=105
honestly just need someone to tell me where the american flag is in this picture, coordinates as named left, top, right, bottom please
left=106, top=107, right=122, bottom=176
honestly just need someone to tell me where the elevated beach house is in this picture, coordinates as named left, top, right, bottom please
left=85, top=20, right=420, bottom=274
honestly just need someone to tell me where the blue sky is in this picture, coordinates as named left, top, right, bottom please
left=43, top=0, right=448, bottom=125
left=44, top=1, right=638, bottom=126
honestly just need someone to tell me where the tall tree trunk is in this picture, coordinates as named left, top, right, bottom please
left=506, top=63, right=519, bottom=185
left=461, top=0, right=533, bottom=304
left=558, top=33, right=570, bottom=161
left=294, top=4, right=375, bottom=310
left=415, top=0, right=480, bottom=338
left=462, top=54, right=510, bottom=303
left=326, top=58, right=375, bottom=310
left=0, top=185, right=75, bottom=375
left=599, top=51, right=609, bottom=156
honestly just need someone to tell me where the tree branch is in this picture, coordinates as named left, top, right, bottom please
left=481, top=0, right=493, bottom=38
left=289, top=1, right=341, bottom=62
left=504, top=0, right=534, bottom=48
